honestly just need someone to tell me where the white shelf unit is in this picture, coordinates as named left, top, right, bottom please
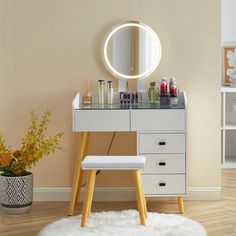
left=221, top=86, right=236, bottom=168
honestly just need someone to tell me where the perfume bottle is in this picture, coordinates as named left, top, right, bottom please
left=169, top=77, right=177, bottom=97
left=107, top=80, right=113, bottom=105
left=148, top=81, right=158, bottom=104
left=160, top=79, right=168, bottom=96
left=82, top=79, right=93, bottom=106
left=98, top=80, right=105, bottom=105
left=82, top=95, right=92, bottom=106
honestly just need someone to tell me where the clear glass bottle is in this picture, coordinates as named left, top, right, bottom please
left=160, top=78, right=168, bottom=96
left=156, top=82, right=160, bottom=103
left=98, top=80, right=105, bottom=105
left=107, top=80, right=113, bottom=105
left=169, top=77, right=177, bottom=97
left=148, top=81, right=158, bottom=104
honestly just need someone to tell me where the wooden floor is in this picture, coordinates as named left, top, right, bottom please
left=0, top=169, right=236, bottom=236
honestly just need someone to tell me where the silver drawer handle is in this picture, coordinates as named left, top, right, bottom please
left=158, top=182, right=166, bottom=187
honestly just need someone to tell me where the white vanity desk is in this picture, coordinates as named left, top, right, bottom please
left=68, top=91, right=187, bottom=215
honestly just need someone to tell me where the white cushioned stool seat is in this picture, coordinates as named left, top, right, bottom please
left=80, top=155, right=147, bottom=227
left=82, top=156, right=146, bottom=170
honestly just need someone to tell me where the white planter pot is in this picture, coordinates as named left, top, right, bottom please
left=0, top=172, right=33, bottom=213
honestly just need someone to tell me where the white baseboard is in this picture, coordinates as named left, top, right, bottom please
left=33, top=187, right=221, bottom=202
left=187, top=187, right=221, bottom=200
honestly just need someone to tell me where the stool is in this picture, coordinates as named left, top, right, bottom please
left=80, top=155, right=147, bottom=227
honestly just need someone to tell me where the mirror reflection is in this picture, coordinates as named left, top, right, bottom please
left=103, top=22, right=161, bottom=80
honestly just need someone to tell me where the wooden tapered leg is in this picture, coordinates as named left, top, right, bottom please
left=178, top=196, right=184, bottom=214
left=86, top=171, right=96, bottom=218
left=133, top=170, right=146, bottom=226
left=68, top=132, right=89, bottom=216
left=137, top=172, right=147, bottom=219
left=86, top=176, right=95, bottom=218
left=81, top=170, right=96, bottom=227
left=75, top=170, right=84, bottom=205
left=87, top=197, right=92, bottom=218
left=140, top=179, right=148, bottom=219
left=134, top=185, right=142, bottom=219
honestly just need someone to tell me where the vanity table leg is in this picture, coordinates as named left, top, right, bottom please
left=75, top=169, right=85, bottom=205
left=177, top=196, right=184, bottom=214
left=68, top=132, right=89, bottom=216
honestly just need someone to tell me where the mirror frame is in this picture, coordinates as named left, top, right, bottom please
left=103, top=21, right=162, bottom=80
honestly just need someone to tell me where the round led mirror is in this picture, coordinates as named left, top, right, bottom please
left=103, top=22, right=162, bottom=80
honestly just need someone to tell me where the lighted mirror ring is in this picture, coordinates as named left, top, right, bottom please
left=103, top=22, right=162, bottom=80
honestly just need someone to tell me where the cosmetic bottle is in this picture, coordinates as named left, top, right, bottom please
left=160, top=79, right=168, bottom=96
left=148, top=81, right=158, bottom=104
left=169, top=77, right=177, bottom=97
left=107, top=80, right=113, bottom=105
left=98, top=80, right=105, bottom=105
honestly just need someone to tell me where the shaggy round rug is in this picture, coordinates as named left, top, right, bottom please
left=38, top=210, right=207, bottom=236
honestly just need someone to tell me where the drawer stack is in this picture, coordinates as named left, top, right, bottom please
left=135, top=110, right=186, bottom=196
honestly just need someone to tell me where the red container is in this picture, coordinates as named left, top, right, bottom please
left=169, top=78, right=177, bottom=97
left=160, top=79, right=167, bottom=96
left=170, top=84, right=177, bottom=97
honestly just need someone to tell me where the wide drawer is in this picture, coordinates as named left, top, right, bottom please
left=139, top=133, right=185, bottom=153
left=73, top=110, right=130, bottom=131
left=131, top=109, right=185, bottom=131
left=142, top=154, right=185, bottom=174
left=142, top=174, right=186, bottom=195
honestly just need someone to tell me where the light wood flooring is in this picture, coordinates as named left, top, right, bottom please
left=0, top=169, right=235, bottom=236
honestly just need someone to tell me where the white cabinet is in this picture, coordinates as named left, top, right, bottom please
left=136, top=112, right=187, bottom=196
left=221, top=86, right=236, bottom=168
left=72, top=91, right=187, bottom=196
left=221, top=0, right=236, bottom=167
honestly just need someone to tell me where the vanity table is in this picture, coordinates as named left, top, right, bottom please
left=68, top=21, right=187, bottom=216
left=68, top=92, right=187, bottom=215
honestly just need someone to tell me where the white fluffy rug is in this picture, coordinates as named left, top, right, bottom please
left=38, top=210, right=207, bottom=236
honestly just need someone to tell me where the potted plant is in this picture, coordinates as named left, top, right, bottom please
left=0, top=110, right=63, bottom=213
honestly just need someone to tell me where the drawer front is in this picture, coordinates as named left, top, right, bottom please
left=139, top=133, right=185, bottom=154
left=142, top=174, right=186, bottom=195
left=142, top=154, right=185, bottom=174
left=73, top=110, right=130, bottom=131
left=131, top=109, right=185, bottom=131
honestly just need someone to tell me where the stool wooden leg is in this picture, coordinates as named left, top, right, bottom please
left=75, top=170, right=84, bottom=205
left=178, top=196, right=184, bottom=214
left=87, top=171, right=96, bottom=218
left=133, top=170, right=146, bottom=226
left=140, top=181, right=148, bottom=219
left=137, top=172, right=147, bottom=219
left=68, top=132, right=89, bottom=216
left=87, top=197, right=92, bottom=218
left=81, top=170, right=96, bottom=227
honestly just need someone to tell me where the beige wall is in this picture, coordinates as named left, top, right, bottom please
left=0, top=0, right=221, bottom=188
